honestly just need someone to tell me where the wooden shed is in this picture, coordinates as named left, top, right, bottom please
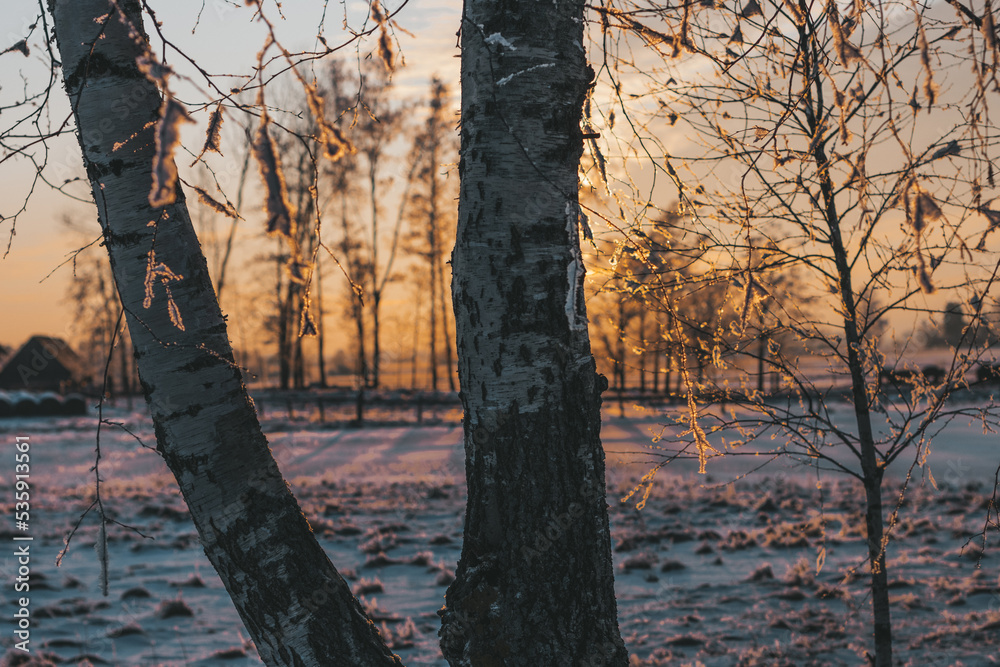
left=0, top=336, right=90, bottom=392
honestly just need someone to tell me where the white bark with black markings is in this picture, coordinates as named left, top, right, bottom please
left=441, top=0, right=628, bottom=663
left=48, top=1, right=400, bottom=665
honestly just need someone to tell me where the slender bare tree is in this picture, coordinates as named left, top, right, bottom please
left=318, top=60, right=372, bottom=391
left=596, top=1, right=1000, bottom=664
left=63, top=216, right=134, bottom=397
left=353, top=61, right=408, bottom=389
left=406, top=76, right=458, bottom=391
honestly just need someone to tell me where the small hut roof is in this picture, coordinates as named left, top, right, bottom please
left=0, top=336, right=88, bottom=391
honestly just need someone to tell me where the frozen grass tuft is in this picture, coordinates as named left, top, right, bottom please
left=157, top=595, right=194, bottom=619
left=353, top=577, right=384, bottom=595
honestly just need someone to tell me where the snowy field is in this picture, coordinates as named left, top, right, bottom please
left=0, top=401, right=997, bottom=666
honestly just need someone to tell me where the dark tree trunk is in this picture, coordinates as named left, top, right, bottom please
left=49, top=2, right=400, bottom=664
left=757, top=332, right=767, bottom=395
left=617, top=296, right=627, bottom=392
left=441, top=0, right=628, bottom=663
left=638, top=308, right=646, bottom=394
left=664, top=346, right=673, bottom=402
left=651, top=330, right=660, bottom=395
left=411, top=289, right=421, bottom=390
left=293, top=331, right=305, bottom=390
left=438, top=252, right=457, bottom=392
left=277, top=251, right=291, bottom=390
left=339, top=196, right=369, bottom=389
left=429, top=260, right=440, bottom=391
left=355, top=306, right=367, bottom=386
left=828, top=201, right=893, bottom=667
left=316, top=254, right=327, bottom=388
left=807, top=35, right=893, bottom=658
left=372, top=290, right=381, bottom=388
left=427, top=135, right=442, bottom=392
left=369, top=162, right=381, bottom=390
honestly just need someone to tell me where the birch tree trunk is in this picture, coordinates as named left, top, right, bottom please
left=440, top=0, right=628, bottom=663
left=49, top=2, right=400, bottom=665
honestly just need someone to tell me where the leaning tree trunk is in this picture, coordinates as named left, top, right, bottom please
left=440, top=0, right=628, bottom=664
left=49, top=2, right=400, bottom=665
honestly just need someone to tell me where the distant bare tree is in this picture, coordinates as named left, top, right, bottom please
left=406, top=77, right=458, bottom=391
left=271, top=98, right=324, bottom=390
left=353, top=61, right=409, bottom=389
left=320, top=60, right=372, bottom=390
left=63, top=217, right=135, bottom=397
left=588, top=211, right=736, bottom=398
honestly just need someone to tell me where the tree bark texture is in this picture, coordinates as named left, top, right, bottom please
left=49, top=2, right=400, bottom=665
left=441, top=0, right=628, bottom=664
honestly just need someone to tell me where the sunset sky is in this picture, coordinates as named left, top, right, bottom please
left=0, top=0, right=461, bottom=350
left=1, top=0, right=993, bottom=365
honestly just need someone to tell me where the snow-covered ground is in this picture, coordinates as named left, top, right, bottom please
left=0, top=402, right=997, bottom=666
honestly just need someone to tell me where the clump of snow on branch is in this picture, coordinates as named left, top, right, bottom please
left=737, top=271, right=770, bottom=334
left=299, top=302, right=318, bottom=337
left=301, top=80, right=355, bottom=161
left=253, top=111, right=296, bottom=240
left=190, top=183, right=238, bottom=219
left=136, top=47, right=193, bottom=209
left=191, top=102, right=225, bottom=165
left=564, top=201, right=588, bottom=331
left=914, top=12, right=938, bottom=107
left=901, top=180, right=944, bottom=294
left=684, top=377, right=717, bottom=474
left=484, top=32, right=517, bottom=51
left=136, top=53, right=174, bottom=87
left=1, top=40, right=29, bottom=57
left=371, top=2, right=395, bottom=71
left=826, top=0, right=862, bottom=66
left=149, top=98, right=193, bottom=208
left=977, top=206, right=1000, bottom=250
left=739, top=0, right=762, bottom=19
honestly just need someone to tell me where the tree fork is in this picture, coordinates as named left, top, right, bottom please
left=48, top=1, right=400, bottom=664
